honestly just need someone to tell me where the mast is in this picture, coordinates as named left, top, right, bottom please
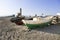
left=20, top=8, right=22, bottom=15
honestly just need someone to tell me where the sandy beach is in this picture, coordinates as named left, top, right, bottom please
left=0, top=17, right=60, bottom=40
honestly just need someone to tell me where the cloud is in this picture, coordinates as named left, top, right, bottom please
left=57, top=13, right=60, bottom=15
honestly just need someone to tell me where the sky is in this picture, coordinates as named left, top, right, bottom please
left=0, top=0, right=60, bottom=16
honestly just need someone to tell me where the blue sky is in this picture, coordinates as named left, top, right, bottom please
left=0, top=0, right=60, bottom=16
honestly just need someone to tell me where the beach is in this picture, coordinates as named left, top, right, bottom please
left=0, top=16, right=60, bottom=40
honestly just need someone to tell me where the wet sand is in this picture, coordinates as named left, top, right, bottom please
left=0, top=17, right=60, bottom=40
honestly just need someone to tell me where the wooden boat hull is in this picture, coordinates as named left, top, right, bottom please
left=24, top=21, right=51, bottom=29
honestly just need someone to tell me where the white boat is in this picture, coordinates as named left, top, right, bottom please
left=22, top=16, right=53, bottom=29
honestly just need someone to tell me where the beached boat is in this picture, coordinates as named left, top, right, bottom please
left=22, top=16, right=53, bottom=29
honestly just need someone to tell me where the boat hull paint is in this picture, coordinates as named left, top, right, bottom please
left=25, top=22, right=51, bottom=29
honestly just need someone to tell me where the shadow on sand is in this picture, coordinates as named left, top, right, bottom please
left=29, top=24, right=60, bottom=35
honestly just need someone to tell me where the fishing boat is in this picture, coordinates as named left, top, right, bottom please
left=22, top=16, right=53, bottom=29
